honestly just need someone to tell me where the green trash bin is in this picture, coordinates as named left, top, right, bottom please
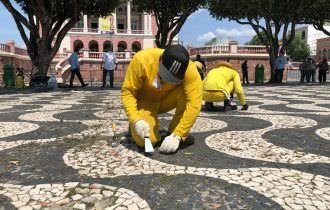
left=255, top=64, right=264, bottom=84
left=3, top=64, right=15, bottom=87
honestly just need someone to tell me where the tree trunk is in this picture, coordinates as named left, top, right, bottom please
left=30, top=39, right=51, bottom=86
left=268, top=45, right=278, bottom=83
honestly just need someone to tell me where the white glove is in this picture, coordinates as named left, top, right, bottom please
left=159, top=133, right=181, bottom=153
left=134, top=120, right=150, bottom=139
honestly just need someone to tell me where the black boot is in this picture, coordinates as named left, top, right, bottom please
left=205, top=102, right=216, bottom=111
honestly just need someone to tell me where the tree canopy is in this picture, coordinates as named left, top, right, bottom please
left=303, top=0, right=330, bottom=36
left=245, top=33, right=266, bottom=45
left=286, top=35, right=310, bottom=61
left=1, top=0, right=119, bottom=78
left=133, top=0, right=207, bottom=48
left=208, top=0, right=315, bottom=82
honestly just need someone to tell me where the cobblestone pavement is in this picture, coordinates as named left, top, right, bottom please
left=0, top=85, right=329, bottom=210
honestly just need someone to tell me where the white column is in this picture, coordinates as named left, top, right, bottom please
left=127, top=0, right=131, bottom=34
left=143, top=12, right=148, bottom=34
left=112, top=11, right=117, bottom=34
left=98, top=17, right=102, bottom=34
left=83, top=15, right=88, bottom=32
left=148, top=14, right=152, bottom=35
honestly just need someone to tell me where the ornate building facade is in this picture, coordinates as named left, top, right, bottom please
left=58, top=0, right=158, bottom=54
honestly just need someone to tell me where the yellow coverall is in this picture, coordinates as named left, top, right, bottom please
left=121, top=48, right=203, bottom=147
left=203, top=63, right=246, bottom=105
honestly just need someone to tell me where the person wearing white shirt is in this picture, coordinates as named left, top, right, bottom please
left=101, top=48, right=117, bottom=88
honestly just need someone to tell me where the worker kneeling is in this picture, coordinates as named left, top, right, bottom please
left=203, top=62, right=249, bottom=111
left=121, top=45, right=202, bottom=154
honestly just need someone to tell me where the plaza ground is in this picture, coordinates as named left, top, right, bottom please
left=0, top=84, right=329, bottom=210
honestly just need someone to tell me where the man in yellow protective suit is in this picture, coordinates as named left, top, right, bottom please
left=121, top=45, right=202, bottom=154
left=203, top=62, right=249, bottom=111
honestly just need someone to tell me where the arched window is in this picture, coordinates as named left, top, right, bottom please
left=89, top=40, right=99, bottom=52
left=118, top=41, right=127, bottom=52
left=301, top=31, right=306, bottom=40
left=132, top=41, right=141, bottom=52
left=103, top=41, right=113, bottom=52
left=73, top=40, right=84, bottom=51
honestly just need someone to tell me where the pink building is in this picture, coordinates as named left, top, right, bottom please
left=59, top=0, right=158, bottom=54
left=316, top=37, right=330, bottom=62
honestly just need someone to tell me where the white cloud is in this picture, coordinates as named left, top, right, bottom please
left=197, top=32, right=216, bottom=42
left=215, top=26, right=255, bottom=37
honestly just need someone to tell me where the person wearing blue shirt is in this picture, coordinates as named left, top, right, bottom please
left=274, top=49, right=288, bottom=83
left=68, top=47, right=88, bottom=87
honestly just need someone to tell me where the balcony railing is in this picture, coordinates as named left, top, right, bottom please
left=70, top=28, right=101, bottom=33
left=55, top=51, right=135, bottom=60
left=237, top=45, right=268, bottom=54
left=189, top=45, right=229, bottom=55
left=189, top=45, right=268, bottom=56
left=131, top=30, right=144, bottom=34
left=117, top=29, right=127, bottom=34
left=69, top=28, right=145, bottom=35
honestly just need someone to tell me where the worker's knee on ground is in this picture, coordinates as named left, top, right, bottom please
left=202, top=90, right=226, bottom=102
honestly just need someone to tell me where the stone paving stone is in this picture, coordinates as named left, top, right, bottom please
left=0, top=86, right=329, bottom=209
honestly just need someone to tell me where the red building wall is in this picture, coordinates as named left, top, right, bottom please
left=316, top=37, right=330, bottom=62
left=70, top=35, right=144, bottom=52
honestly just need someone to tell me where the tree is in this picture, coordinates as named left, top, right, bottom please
left=286, top=35, right=310, bottom=61
left=1, top=0, right=119, bottom=80
left=303, top=0, right=330, bottom=36
left=133, top=0, right=207, bottom=48
left=208, top=0, right=314, bottom=82
left=245, top=34, right=265, bottom=45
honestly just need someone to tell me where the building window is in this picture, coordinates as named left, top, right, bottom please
left=301, top=31, right=306, bottom=40
left=89, top=40, right=99, bottom=52
left=73, top=40, right=84, bottom=51
left=91, top=22, right=98, bottom=29
left=328, top=49, right=330, bottom=60
left=118, top=41, right=127, bottom=52
left=132, top=41, right=141, bottom=52
left=103, top=41, right=113, bottom=52
left=131, top=21, right=138, bottom=30
left=117, top=23, right=125, bottom=30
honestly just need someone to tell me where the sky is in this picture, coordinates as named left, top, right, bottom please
left=179, top=9, right=256, bottom=46
left=0, top=6, right=256, bottom=49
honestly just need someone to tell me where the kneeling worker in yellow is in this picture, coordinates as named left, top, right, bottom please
left=121, top=45, right=203, bottom=154
left=203, top=62, right=249, bottom=111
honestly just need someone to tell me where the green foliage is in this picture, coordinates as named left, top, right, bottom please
left=132, top=0, right=207, bottom=48
left=207, top=0, right=314, bottom=82
left=286, top=35, right=310, bottom=61
left=303, top=0, right=330, bottom=36
left=245, top=34, right=265, bottom=45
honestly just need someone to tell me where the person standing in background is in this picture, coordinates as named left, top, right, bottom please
left=101, top=48, right=117, bottom=88
left=68, top=47, right=88, bottom=88
left=274, top=49, right=288, bottom=83
left=317, top=58, right=329, bottom=83
left=241, top=60, right=249, bottom=84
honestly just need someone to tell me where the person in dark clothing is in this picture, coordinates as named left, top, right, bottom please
left=196, top=54, right=206, bottom=70
left=68, top=47, right=88, bottom=87
left=241, top=60, right=249, bottom=84
left=318, top=58, right=329, bottom=83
